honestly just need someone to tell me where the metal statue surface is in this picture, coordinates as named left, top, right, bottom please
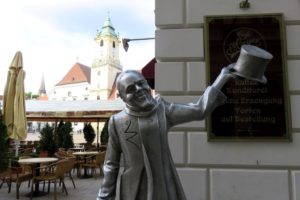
left=97, top=45, right=273, bottom=200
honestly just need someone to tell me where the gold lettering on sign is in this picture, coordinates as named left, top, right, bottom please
left=226, top=87, right=268, bottom=94
left=223, top=27, right=266, bottom=62
left=240, top=98, right=283, bottom=105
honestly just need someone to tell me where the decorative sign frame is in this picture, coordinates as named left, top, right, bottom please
left=204, top=13, right=291, bottom=141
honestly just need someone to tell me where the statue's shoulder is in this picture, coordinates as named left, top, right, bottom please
left=155, top=94, right=171, bottom=108
left=112, top=109, right=127, bottom=120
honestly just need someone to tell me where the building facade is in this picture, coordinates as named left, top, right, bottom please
left=155, top=0, right=300, bottom=199
left=49, top=17, right=122, bottom=101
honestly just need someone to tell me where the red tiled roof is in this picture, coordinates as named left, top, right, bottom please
left=37, top=95, right=49, bottom=101
left=56, top=63, right=91, bottom=86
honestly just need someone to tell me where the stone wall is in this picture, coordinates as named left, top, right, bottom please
left=155, top=0, right=300, bottom=199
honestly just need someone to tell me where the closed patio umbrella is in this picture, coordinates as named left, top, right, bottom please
left=3, top=51, right=27, bottom=156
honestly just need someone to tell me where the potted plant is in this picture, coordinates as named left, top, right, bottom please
left=100, top=118, right=109, bottom=145
left=55, top=121, right=74, bottom=150
left=38, top=123, right=57, bottom=157
left=83, top=122, right=96, bottom=147
left=56, top=120, right=64, bottom=148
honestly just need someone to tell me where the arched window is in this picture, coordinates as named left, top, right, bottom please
left=100, top=40, right=104, bottom=46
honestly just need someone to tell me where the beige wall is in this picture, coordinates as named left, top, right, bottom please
left=155, top=0, right=300, bottom=199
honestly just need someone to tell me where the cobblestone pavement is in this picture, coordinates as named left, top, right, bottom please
left=0, top=171, right=103, bottom=200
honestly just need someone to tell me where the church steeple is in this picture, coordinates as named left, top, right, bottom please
left=38, top=73, right=46, bottom=95
left=98, top=16, right=118, bottom=37
left=38, top=73, right=48, bottom=100
left=90, top=15, right=122, bottom=100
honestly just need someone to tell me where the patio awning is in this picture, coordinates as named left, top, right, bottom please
left=25, top=99, right=125, bottom=122
left=141, top=58, right=156, bottom=89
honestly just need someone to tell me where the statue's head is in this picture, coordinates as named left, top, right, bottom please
left=117, top=70, right=155, bottom=112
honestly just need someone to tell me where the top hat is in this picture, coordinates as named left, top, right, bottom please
left=231, top=45, right=273, bottom=84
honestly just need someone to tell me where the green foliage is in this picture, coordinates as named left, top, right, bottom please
left=25, top=92, right=39, bottom=100
left=83, top=123, right=96, bottom=144
left=55, top=121, right=74, bottom=149
left=100, top=118, right=110, bottom=145
left=56, top=121, right=64, bottom=147
left=62, top=122, right=74, bottom=149
left=0, top=114, right=9, bottom=172
left=38, top=123, right=57, bottom=156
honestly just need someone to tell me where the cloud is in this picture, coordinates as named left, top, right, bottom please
left=0, top=0, right=154, bottom=94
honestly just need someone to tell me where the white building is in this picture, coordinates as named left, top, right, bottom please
left=49, top=16, right=122, bottom=101
left=155, top=0, right=300, bottom=199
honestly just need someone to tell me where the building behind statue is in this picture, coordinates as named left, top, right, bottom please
left=48, top=16, right=122, bottom=101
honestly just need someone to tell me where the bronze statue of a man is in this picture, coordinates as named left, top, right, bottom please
left=97, top=67, right=233, bottom=200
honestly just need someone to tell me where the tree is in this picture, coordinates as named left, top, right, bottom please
left=83, top=123, right=96, bottom=145
left=100, top=119, right=109, bottom=145
left=62, top=122, right=74, bottom=149
left=38, top=123, right=57, bottom=156
left=55, top=121, right=74, bottom=149
left=56, top=120, right=64, bottom=148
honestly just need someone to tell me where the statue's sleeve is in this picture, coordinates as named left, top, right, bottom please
left=165, top=86, right=227, bottom=126
left=97, top=116, right=121, bottom=200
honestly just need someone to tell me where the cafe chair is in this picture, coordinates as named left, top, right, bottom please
left=63, top=157, right=76, bottom=189
left=30, top=159, right=69, bottom=200
left=7, top=157, right=32, bottom=199
left=0, top=169, right=10, bottom=189
left=80, top=151, right=106, bottom=177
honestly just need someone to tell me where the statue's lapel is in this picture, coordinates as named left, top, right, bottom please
left=124, top=119, right=141, bottom=149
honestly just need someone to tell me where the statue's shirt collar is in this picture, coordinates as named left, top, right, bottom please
left=125, top=101, right=159, bottom=117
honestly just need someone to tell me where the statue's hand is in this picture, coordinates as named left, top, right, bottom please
left=212, top=64, right=237, bottom=90
left=220, top=64, right=238, bottom=79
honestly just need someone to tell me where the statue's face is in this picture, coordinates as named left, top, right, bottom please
left=118, top=72, right=155, bottom=111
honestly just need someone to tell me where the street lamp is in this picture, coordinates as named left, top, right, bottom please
left=122, top=37, right=155, bottom=52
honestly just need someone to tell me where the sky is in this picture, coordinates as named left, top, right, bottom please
left=0, top=0, right=155, bottom=94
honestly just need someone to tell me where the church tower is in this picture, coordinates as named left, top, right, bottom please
left=38, top=73, right=48, bottom=100
left=90, top=16, right=122, bottom=100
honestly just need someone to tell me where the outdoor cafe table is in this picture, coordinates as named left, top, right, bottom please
left=72, top=151, right=99, bottom=178
left=18, top=157, right=58, bottom=197
left=69, top=147, right=84, bottom=152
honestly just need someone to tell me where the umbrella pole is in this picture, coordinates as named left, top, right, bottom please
left=15, top=139, right=20, bottom=157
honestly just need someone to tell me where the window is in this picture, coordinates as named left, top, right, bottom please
left=112, top=41, right=115, bottom=48
left=100, top=40, right=104, bottom=46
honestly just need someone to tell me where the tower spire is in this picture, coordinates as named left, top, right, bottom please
left=38, top=73, right=46, bottom=95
